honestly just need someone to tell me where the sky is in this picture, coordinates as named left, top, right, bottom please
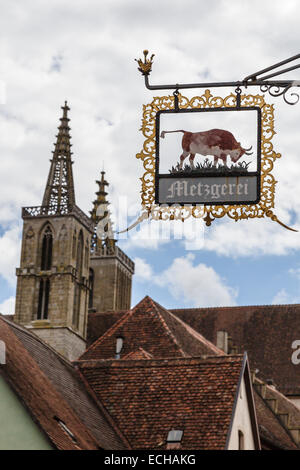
left=1, top=0, right=300, bottom=314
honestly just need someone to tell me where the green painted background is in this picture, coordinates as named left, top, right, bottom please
left=0, top=375, right=52, bottom=450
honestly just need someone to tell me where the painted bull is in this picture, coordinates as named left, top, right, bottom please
left=160, top=128, right=253, bottom=169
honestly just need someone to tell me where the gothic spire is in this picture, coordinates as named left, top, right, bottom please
left=42, top=101, right=75, bottom=211
left=90, top=171, right=116, bottom=252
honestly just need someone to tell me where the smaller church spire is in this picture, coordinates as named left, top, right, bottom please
left=91, top=171, right=116, bottom=253
left=42, top=102, right=75, bottom=212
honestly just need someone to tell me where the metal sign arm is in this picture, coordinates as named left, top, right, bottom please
left=243, top=53, right=300, bottom=81
left=136, top=51, right=300, bottom=104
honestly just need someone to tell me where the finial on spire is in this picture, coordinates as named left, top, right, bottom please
left=61, top=101, right=70, bottom=119
left=90, top=170, right=116, bottom=253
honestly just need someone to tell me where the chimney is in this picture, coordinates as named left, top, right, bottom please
left=216, top=331, right=228, bottom=354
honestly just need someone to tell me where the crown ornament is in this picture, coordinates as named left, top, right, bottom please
left=135, top=50, right=155, bottom=76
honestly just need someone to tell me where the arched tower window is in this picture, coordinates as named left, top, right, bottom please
left=37, top=278, right=50, bottom=320
left=41, top=225, right=53, bottom=270
left=76, top=231, right=84, bottom=278
left=73, top=231, right=83, bottom=329
left=72, top=230, right=77, bottom=258
left=88, top=268, right=94, bottom=309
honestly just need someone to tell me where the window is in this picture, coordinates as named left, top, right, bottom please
left=37, top=279, right=50, bottom=320
left=115, top=337, right=124, bottom=359
left=85, top=242, right=89, bottom=268
left=72, top=231, right=83, bottom=329
left=166, top=429, right=183, bottom=449
left=238, top=430, right=244, bottom=450
left=88, top=268, right=94, bottom=309
left=54, top=416, right=77, bottom=443
left=41, top=226, right=53, bottom=270
left=72, top=231, right=76, bottom=258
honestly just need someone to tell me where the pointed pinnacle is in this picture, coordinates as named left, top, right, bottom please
left=61, top=100, right=70, bottom=119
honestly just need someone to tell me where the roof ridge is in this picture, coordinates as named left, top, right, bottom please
left=171, top=303, right=300, bottom=312
left=152, top=299, right=223, bottom=356
left=77, top=354, right=244, bottom=368
left=79, top=297, right=151, bottom=360
left=149, top=299, right=187, bottom=357
left=166, top=308, right=224, bottom=356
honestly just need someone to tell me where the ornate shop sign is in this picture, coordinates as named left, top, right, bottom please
left=131, top=51, right=300, bottom=230
left=156, top=106, right=261, bottom=206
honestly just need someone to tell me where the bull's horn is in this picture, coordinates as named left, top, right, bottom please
left=243, top=145, right=253, bottom=152
left=245, top=151, right=253, bottom=156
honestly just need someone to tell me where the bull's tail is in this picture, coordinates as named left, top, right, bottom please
left=160, top=130, right=186, bottom=139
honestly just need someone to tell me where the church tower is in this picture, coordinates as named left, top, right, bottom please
left=89, top=171, right=134, bottom=312
left=14, top=102, right=93, bottom=360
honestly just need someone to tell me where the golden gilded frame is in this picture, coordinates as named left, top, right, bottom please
left=136, top=89, right=296, bottom=230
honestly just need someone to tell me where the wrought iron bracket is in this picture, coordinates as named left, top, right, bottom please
left=136, top=51, right=300, bottom=105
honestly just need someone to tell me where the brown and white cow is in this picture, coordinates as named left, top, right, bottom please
left=160, top=128, right=253, bottom=169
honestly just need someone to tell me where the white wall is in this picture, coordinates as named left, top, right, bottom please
left=227, top=377, right=256, bottom=450
left=287, top=396, right=300, bottom=409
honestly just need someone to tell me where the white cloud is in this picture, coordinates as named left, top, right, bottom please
left=272, top=288, right=300, bottom=305
left=1, top=0, right=300, bottom=300
left=133, top=257, right=153, bottom=281
left=0, top=225, right=22, bottom=286
left=202, top=217, right=300, bottom=257
left=155, top=253, right=237, bottom=307
left=0, top=296, right=15, bottom=315
left=289, top=267, right=300, bottom=280
left=119, top=218, right=173, bottom=251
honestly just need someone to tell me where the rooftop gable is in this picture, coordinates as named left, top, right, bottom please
left=81, top=296, right=222, bottom=361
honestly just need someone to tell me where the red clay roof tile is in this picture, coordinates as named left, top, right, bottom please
left=171, top=304, right=300, bottom=396
left=0, top=317, right=99, bottom=450
left=81, top=296, right=222, bottom=361
left=77, top=355, right=244, bottom=450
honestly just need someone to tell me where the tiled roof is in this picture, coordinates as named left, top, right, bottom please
left=0, top=316, right=127, bottom=450
left=253, top=377, right=300, bottom=450
left=254, top=391, right=296, bottom=449
left=85, top=297, right=300, bottom=450
left=123, top=348, right=153, bottom=360
left=87, top=311, right=127, bottom=346
left=77, top=355, right=244, bottom=450
left=171, top=304, right=300, bottom=396
left=81, top=296, right=223, bottom=361
left=0, top=317, right=99, bottom=450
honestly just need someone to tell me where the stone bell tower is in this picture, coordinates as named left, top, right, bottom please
left=89, top=171, right=134, bottom=312
left=14, top=102, right=93, bottom=360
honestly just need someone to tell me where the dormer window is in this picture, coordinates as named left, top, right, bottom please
left=54, top=416, right=77, bottom=443
left=166, top=429, right=183, bottom=449
left=115, top=337, right=124, bottom=359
